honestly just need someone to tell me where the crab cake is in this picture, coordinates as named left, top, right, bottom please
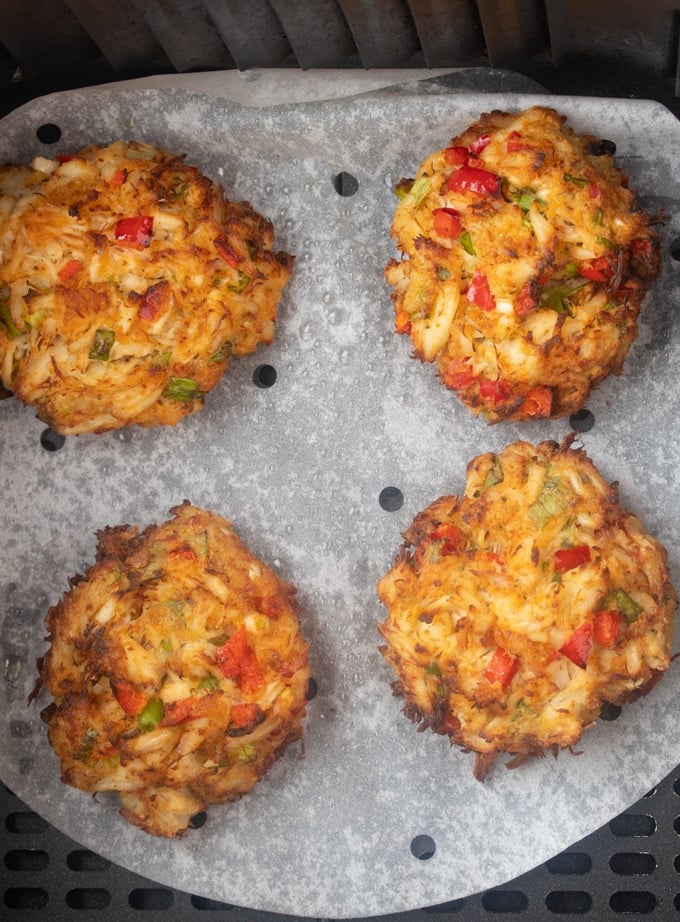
left=0, top=141, right=293, bottom=434
left=386, top=106, right=660, bottom=422
left=35, top=502, right=311, bottom=837
left=377, top=439, right=676, bottom=780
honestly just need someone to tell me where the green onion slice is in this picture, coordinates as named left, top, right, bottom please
left=138, top=698, right=164, bottom=731
left=165, top=377, right=203, bottom=402
left=459, top=231, right=476, bottom=255
left=89, top=328, right=115, bottom=361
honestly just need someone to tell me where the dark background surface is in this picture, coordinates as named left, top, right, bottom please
left=2, top=1, right=680, bottom=919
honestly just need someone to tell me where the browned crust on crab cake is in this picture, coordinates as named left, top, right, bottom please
left=0, top=141, right=293, bottom=434
left=35, top=501, right=310, bottom=837
left=386, top=106, right=660, bottom=422
left=377, top=439, right=676, bottom=779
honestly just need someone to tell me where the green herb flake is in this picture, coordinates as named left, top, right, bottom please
left=75, top=727, right=99, bottom=762
left=198, top=674, right=219, bottom=693
left=165, top=377, right=203, bottom=402
left=89, top=328, right=115, bottom=361
left=227, top=271, right=249, bottom=293
left=437, top=267, right=451, bottom=281
left=606, top=588, right=643, bottom=624
left=596, top=235, right=617, bottom=251
left=236, top=743, right=257, bottom=763
left=482, top=455, right=504, bottom=490
left=593, top=207, right=604, bottom=226
left=459, top=231, right=476, bottom=255
left=426, top=661, right=442, bottom=677
left=563, top=173, right=588, bottom=188
left=160, top=639, right=173, bottom=652
left=138, top=698, right=164, bottom=731
left=0, top=300, right=21, bottom=338
left=409, top=176, right=431, bottom=206
left=528, top=477, right=569, bottom=528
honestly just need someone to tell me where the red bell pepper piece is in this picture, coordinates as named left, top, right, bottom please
left=505, top=131, right=525, bottom=152
left=469, top=134, right=491, bottom=155
left=521, top=386, right=553, bottom=418
left=483, top=647, right=519, bottom=689
left=214, top=235, right=241, bottom=267
left=444, top=145, right=469, bottom=166
left=554, top=545, right=591, bottom=572
left=559, top=622, right=593, bottom=668
left=394, top=309, right=412, bottom=334
left=113, top=681, right=147, bottom=716
left=432, top=207, right=462, bottom=239
left=467, top=270, right=496, bottom=311
left=114, top=215, right=153, bottom=248
left=430, top=522, right=463, bottom=555
left=593, top=610, right=620, bottom=647
left=57, top=258, right=83, bottom=282
left=215, top=627, right=264, bottom=693
left=138, top=280, right=170, bottom=320
left=588, top=183, right=601, bottom=199
left=579, top=256, right=614, bottom=283
left=447, top=165, right=501, bottom=197
left=161, top=697, right=200, bottom=726
left=441, top=363, right=476, bottom=391
left=110, top=168, right=127, bottom=186
left=479, top=378, right=510, bottom=404
left=230, top=702, right=263, bottom=728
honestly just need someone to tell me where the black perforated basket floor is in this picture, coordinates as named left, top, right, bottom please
left=3, top=769, right=680, bottom=920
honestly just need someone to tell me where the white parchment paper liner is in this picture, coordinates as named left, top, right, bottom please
left=1, top=78, right=679, bottom=918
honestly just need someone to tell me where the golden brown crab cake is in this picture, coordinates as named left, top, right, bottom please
left=0, top=141, right=293, bottom=434
left=377, top=439, right=676, bottom=780
left=386, top=106, right=660, bottom=422
left=35, top=502, right=311, bottom=837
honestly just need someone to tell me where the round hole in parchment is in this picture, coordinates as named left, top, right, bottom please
left=587, top=139, right=616, bottom=156
left=670, top=237, right=680, bottom=262
left=379, top=487, right=403, bottom=511
left=189, top=811, right=207, bottom=829
left=569, top=408, right=595, bottom=433
left=333, top=171, right=359, bottom=197
left=306, top=677, right=318, bottom=701
left=599, top=702, right=622, bottom=722
left=410, top=834, right=436, bottom=860
left=36, top=123, right=62, bottom=144
left=40, top=429, right=66, bottom=452
left=253, top=364, right=277, bottom=388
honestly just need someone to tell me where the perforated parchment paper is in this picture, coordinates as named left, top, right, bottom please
left=1, top=82, right=679, bottom=918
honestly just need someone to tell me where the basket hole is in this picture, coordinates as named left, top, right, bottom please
left=609, top=890, right=656, bottom=913
left=40, top=428, right=65, bottom=452
left=481, top=889, right=529, bottom=913
left=4, top=849, right=49, bottom=871
left=306, top=677, right=318, bottom=700
left=128, top=888, right=174, bottom=910
left=5, top=811, right=48, bottom=834
left=545, top=890, right=592, bottom=913
left=599, top=702, right=621, bottom=721
left=410, top=834, right=436, bottom=860
left=569, top=408, right=595, bottom=433
left=190, top=894, right=235, bottom=910
left=67, top=849, right=112, bottom=872
left=545, top=852, right=592, bottom=875
left=66, top=888, right=112, bottom=910
left=253, top=364, right=277, bottom=388
left=379, top=486, right=403, bottom=511
left=333, top=171, right=359, bottom=196
left=670, top=237, right=680, bottom=261
left=36, top=123, right=62, bottom=144
left=587, top=139, right=616, bottom=156
left=190, top=811, right=207, bottom=829
left=609, top=852, right=656, bottom=875
left=610, top=813, right=656, bottom=837
left=3, top=887, right=49, bottom=909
